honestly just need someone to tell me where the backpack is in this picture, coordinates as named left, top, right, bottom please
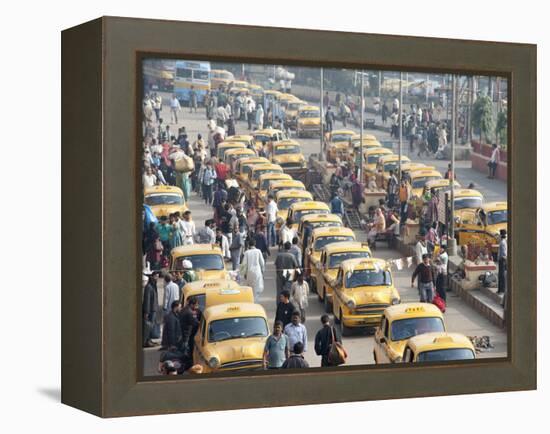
left=327, top=327, right=348, bottom=366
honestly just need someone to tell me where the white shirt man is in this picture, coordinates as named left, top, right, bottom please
left=142, top=171, right=157, bottom=188
left=266, top=199, right=278, bottom=224
left=490, top=146, right=500, bottom=164
left=181, top=219, right=196, bottom=245
left=163, top=279, right=180, bottom=312
left=415, top=240, right=428, bottom=264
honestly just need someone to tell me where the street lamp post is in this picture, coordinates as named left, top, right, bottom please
left=319, top=67, right=325, bottom=161
left=359, top=70, right=364, bottom=182
left=448, top=74, right=457, bottom=256
left=398, top=71, right=403, bottom=181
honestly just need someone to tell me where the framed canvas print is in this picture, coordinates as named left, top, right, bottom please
left=61, top=16, right=536, bottom=417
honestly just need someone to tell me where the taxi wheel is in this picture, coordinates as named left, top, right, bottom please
left=339, top=312, right=352, bottom=337
left=323, top=291, right=332, bottom=313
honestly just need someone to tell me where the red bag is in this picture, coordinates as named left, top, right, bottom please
left=432, top=294, right=446, bottom=313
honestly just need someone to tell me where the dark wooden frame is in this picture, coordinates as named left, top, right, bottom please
left=62, top=16, right=536, bottom=417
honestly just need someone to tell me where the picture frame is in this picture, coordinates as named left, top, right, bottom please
left=61, top=16, right=536, bottom=417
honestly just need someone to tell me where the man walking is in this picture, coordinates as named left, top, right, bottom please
left=497, top=229, right=507, bottom=294
left=314, top=314, right=342, bottom=367
left=411, top=253, right=435, bottom=302
left=387, top=170, right=399, bottom=208
left=179, top=296, right=201, bottom=365
left=189, top=86, right=198, bottom=113
left=275, top=242, right=299, bottom=301
left=263, top=320, right=289, bottom=369
left=161, top=300, right=182, bottom=351
left=201, top=161, right=217, bottom=205
left=170, top=94, right=181, bottom=124
left=281, top=342, right=309, bottom=369
left=275, top=290, right=296, bottom=328
left=290, top=272, right=309, bottom=323
left=142, top=271, right=162, bottom=347
left=488, top=143, right=500, bottom=179
left=284, top=311, right=307, bottom=354
left=265, top=195, right=278, bottom=247
left=229, top=226, right=244, bottom=271
left=162, top=273, right=180, bottom=314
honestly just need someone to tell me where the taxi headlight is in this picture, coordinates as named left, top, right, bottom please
left=391, top=297, right=400, bottom=305
left=346, top=299, right=356, bottom=310
left=208, top=356, right=220, bottom=369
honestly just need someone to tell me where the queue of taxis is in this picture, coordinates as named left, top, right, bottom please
left=332, top=258, right=401, bottom=336
left=224, top=134, right=257, bottom=152
left=193, top=302, right=269, bottom=373
left=251, top=128, right=286, bottom=153
left=373, top=303, right=446, bottom=364
left=216, top=141, right=247, bottom=161
left=235, top=157, right=270, bottom=185
left=256, top=172, right=292, bottom=207
left=224, top=148, right=257, bottom=174
left=401, top=332, right=476, bottom=363
left=285, top=99, right=308, bottom=129
left=270, top=140, right=307, bottom=170
left=297, top=213, right=343, bottom=252
left=275, top=189, right=314, bottom=222
left=325, top=129, right=356, bottom=162
left=170, top=244, right=228, bottom=281
left=263, top=179, right=306, bottom=207
left=304, top=226, right=356, bottom=276
left=376, top=154, right=412, bottom=182
left=144, top=185, right=188, bottom=218
left=244, top=163, right=284, bottom=198
left=296, top=105, right=321, bottom=138
left=455, top=201, right=508, bottom=253
left=452, top=188, right=484, bottom=222
left=408, top=168, right=443, bottom=197
left=287, top=201, right=331, bottom=231
left=363, top=147, right=394, bottom=178
left=310, top=241, right=371, bottom=302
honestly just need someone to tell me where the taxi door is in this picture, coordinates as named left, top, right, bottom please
left=456, top=210, right=490, bottom=247
left=374, top=315, right=391, bottom=364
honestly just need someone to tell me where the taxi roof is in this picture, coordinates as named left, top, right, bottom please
left=171, top=244, right=223, bottom=257
left=203, top=302, right=267, bottom=322
left=269, top=179, right=305, bottom=189
left=453, top=188, right=483, bottom=198
left=351, top=133, right=377, bottom=141
left=311, top=226, right=355, bottom=238
left=379, top=154, right=411, bottom=163
left=365, top=148, right=393, bottom=156
left=253, top=128, right=283, bottom=135
left=409, top=169, right=443, bottom=178
left=299, top=105, right=320, bottom=112
left=273, top=139, right=301, bottom=147
left=248, top=84, right=263, bottom=90
left=322, top=241, right=371, bottom=254
left=300, top=213, right=343, bottom=224
left=276, top=189, right=313, bottom=199
left=289, top=201, right=330, bottom=211
left=330, top=129, right=355, bottom=136
left=226, top=134, right=254, bottom=141
left=218, top=141, right=246, bottom=148
left=425, top=179, right=461, bottom=189
left=251, top=163, right=283, bottom=172
left=264, top=90, right=282, bottom=96
left=481, top=201, right=507, bottom=212
left=406, top=332, right=474, bottom=353
left=229, top=87, right=248, bottom=93
left=259, top=173, right=292, bottom=182
left=233, top=80, right=249, bottom=87
left=144, top=185, right=183, bottom=196
left=182, top=279, right=249, bottom=297
left=339, top=257, right=389, bottom=272
left=384, top=302, right=443, bottom=322
left=279, top=93, right=300, bottom=101
left=239, top=157, right=270, bottom=166
left=225, top=148, right=256, bottom=156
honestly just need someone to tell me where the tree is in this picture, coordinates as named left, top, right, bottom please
left=471, top=95, right=494, bottom=143
left=496, top=110, right=507, bottom=147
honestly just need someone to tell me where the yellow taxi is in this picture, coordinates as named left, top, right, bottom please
left=225, top=134, right=256, bottom=151
left=233, top=80, right=249, bottom=89
left=170, top=244, right=228, bottom=281
left=216, top=141, right=246, bottom=161
left=409, top=168, right=443, bottom=197
left=285, top=99, right=308, bottom=128
left=310, top=241, right=371, bottom=306
left=287, top=201, right=331, bottom=231
left=297, top=213, right=343, bottom=250
left=326, top=129, right=356, bottom=162
left=193, top=302, right=269, bottom=373
left=263, top=89, right=283, bottom=107
left=424, top=178, right=461, bottom=195
left=245, top=163, right=284, bottom=197
left=256, top=173, right=292, bottom=207
left=262, top=179, right=305, bottom=207
left=224, top=148, right=257, bottom=174
left=363, top=148, right=394, bottom=177
left=275, top=189, right=314, bottom=222
left=180, top=279, right=254, bottom=312
left=332, top=258, right=400, bottom=336
left=351, top=135, right=382, bottom=156
left=144, top=185, right=188, bottom=218
left=304, top=226, right=356, bottom=277
left=235, top=157, right=270, bottom=184
left=210, top=69, right=235, bottom=90
left=270, top=140, right=307, bottom=170
left=376, top=154, right=411, bottom=185
left=296, top=105, right=321, bottom=138
left=401, top=332, right=476, bottom=363
left=248, top=84, right=264, bottom=103
left=228, top=87, right=249, bottom=98
left=251, top=128, right=286, bottom=153
left=455, top=201, right=507, bottom=253
left=373, top=303, right=446, bottom=364
left=452, top=188, right=484, bottom=222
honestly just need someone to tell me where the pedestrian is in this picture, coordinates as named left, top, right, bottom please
left=415, top=237, right=428, bottom=265
left=279, top=218, right=295, bottom=249
left=351, top=176, right=363, bottom=210
left=265, top=195, right=278, bottom=247
left=188, top=86, right=198, bottom=113
left=381, top=101, right=389, bottom=125
left=289, top=236, right=302, bottom=268
left=281, top=342, right=309, bottom=369
left=323, top=91, right=329, bottom=109
left=411, top=253, right=436, bottom=302
left=325, top=106, right=334, bottom=132
left=240, top=238, right=266, bottom=301
left=263, top=320, right=290, bottom=369
left=314, top=314, right=342, bottom=367
left=152, top=93, right=162, bottom=123
left=201, top=161, right=217, bottom=205
left=488, top=143, right=500, bottom=179
left=425, top=222, right=439, bottom=254
left=290, top=272, right=309, bottom=323
left=229, top=226, right=244, bottom=271
left=367, top=208, right=386, bottom=247
left=444, top=163, right=456, bottom=180
left=254, top=226, right=270, bottom=260
left=170, top=94, right=181, bottom=124
left=497, top=229, right=507, bottom=294
left=215, top=227, right=230, bottom=260
left=284, top=311, right=308, bottom=354
left=142, top=271, right=162, bottom=347
left=179, top=296, right=201, bottom=367
left=435, top=247, right=448, bottom=302
left=170, top=213, right=184, bottom=249
left=162, top=273, right=180, bottom=314
left=180, top=259, right=197, bottom=283
left=161, top=300, right=183, bottom=351
left=256, top=104, right=264, bottom=129
left=156, top=216, right=173, bottom=257
left=246, top=97, right=255, bottom=130
left=196, top=219, right=216, bottom=244
left=142, top=166, right=157, bottom=188
left=399, top=178, right=411, bottom=225
left=387, top=170, right=399, bottom=208
left=181, top=210, right=196, bottom=245
left=275, top=290, right=296, bottom=328
left=173, top=270, right=186, bottom=293
left=275, top=241, right=299, bottom=301
left=330, top=192, right=344, bottom=218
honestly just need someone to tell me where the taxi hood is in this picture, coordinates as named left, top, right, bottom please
left=196, top=270, right=228, bottom=281
left=349, top=286, right=394, bottom=305
left=209, top=338, right=266, bottom=364
left=150, top=203, right=187, bottom=217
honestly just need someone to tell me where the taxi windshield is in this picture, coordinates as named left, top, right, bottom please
left=367, top=154, right=385, bottom=164
left=277, top=197, right=309, bottom=210
left=328, top=251, right=371, bottom=268
left=208, top=317, right=269, bottom=342
left=331, top=134, right=352, bottom=142
left=144, top=194, right=183, bottom=206
left=288, top=103, right=303, bottom=110
left=218, top=146, right=242, bottom=158
left=261, top=178, right=283, bottom=190
left=346, top=269, right=391, bottom=288
left=391, top=317, right=445, bottom=341
left=487, top=210, right=507, bottom=225
left=274, top=145, right=301, bottom=155
left=293, top=209, right=329, bottom=223
left=174, top=254, right=224, bottom=271
left=313, top=235, right=355, bottom=251
left=270, top=185, right=305, bottom=196
left=454, top=197, right=483, bottom=210
left=383, top=161, right=407, bottom=172
left=411, top=176, right=442, bottom=189
left=417, top=348, right=475, bottom=362
left=299, top=110, right=319, bottom=118
left=253, top=168, right=282, bottom=181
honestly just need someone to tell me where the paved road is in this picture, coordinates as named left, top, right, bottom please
left=142, top=100, right=506, bottom=375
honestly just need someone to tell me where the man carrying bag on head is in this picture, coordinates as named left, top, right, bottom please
left=314, top=314, right=347, bottom=367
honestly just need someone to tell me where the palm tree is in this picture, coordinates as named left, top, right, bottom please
left=471, top=95, right=494, bottom=144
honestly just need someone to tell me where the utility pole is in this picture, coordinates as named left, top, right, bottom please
left=426, top=74, right=430, bottom=104
left=448, top=74, right=457, bottom=256
left=378, top=70, right=382, bottom=98
left=319, top=67, right=325, bottom=161
left=398, top=71, right=403, bottom=181
left=359, top=70, right=364, bottom=182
